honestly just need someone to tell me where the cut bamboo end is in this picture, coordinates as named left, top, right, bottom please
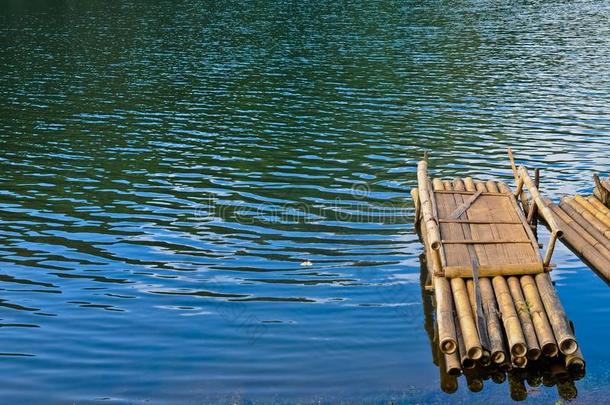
left=511, top=343, right=527, bottom=358
left=491, top=351, right=506, bottom=365
left=535, top=274, right=579, bottom=355
left=478, top=350, right=492, bottom=367
left=462, top=357, right=475, bottom=370
left=558, top=338, right=578, bottom=356
left=467, top=346, right=483, bottom=361
left=440, top=339, right=457, bottom=355
left=565, top=347, right=586, bottom=378
left=527, top=347, right=542, bottom=361
left=512, top=355, right=528, bottom=368
left=445, top=352, right=462, bottom=377
left=541, top=341, right=559, bottom=358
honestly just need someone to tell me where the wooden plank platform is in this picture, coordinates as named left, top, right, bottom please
left=433, top=183, right=544, bottom=277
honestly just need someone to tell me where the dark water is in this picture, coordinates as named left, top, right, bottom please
left=1, top=0, right=609, bottom=403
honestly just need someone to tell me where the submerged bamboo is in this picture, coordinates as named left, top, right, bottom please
left=492, top=276, right=527, bottom=358
left=438, top=346, right=459, bottom=394
left=565, top=347, right=585, bottom=377
left=507, top=276, right=541, bottom=360
left=557, top=380, right=578, bottom=401
left=445, top=351, right=462, bottom=377
left=508, top=372, right=527, bottom=401
left=464, top=368, right=484, bottom=392
left=535, top=274, right=578, bottom=355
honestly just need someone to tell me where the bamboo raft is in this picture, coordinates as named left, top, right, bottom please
left=411, top=153, right=585, bottom=394
left=545, top=176, right=610, bottom=283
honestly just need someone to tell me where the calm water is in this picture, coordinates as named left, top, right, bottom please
left=1, top=0, right=609, bottom=403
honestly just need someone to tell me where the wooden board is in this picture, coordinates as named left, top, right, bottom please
left=434, top=180, right=544, bottom=275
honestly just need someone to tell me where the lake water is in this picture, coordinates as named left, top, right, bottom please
left=1, top=0, right=609, bottom=403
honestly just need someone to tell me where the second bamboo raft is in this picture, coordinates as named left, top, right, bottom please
left=546, top=191, right=610, bottom=283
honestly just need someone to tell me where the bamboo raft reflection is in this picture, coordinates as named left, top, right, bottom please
left=412, top=152, right=586, bottom=400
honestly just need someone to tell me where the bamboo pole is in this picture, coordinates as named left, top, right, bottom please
left=507, top=276, right=541, bottom=360
left=565, top=321, right=585, bottom=379
left=465, top=280, right=491, bottom=366
left=535, top=273, right=578, bottom=355
left=445, top=351, right=462, bottom=377
left=562, top=197, right=610, bottom=239
left=587, top=195, right=610, bottom=217
left=417, top=160, right=443, bottom=270
left=492, top=276, right=527, bottom=358
left=416, top=196, right=458, bottom=355
left=519, top=275, right=558, bottom=357
left=445, top=263, right=543, bottom=278
left=451, top=277, right=483, bottom=360
left=479, top=278, right=507, bottom=364
left=436, top=279, right=457, bottom=354
left=456, top=313, right=475, bottom=370
left=574, top=194, right=610, bottom=227
left=516, top=166, right=563, bottom=267
left=508, top=148, right=530, bottom=213
left=594, top=187, right=608, bottom=206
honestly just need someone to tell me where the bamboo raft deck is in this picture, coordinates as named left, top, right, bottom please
left=545, top=177, right=610, bottom=283
left=411, top=155, right=585, bottom=395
